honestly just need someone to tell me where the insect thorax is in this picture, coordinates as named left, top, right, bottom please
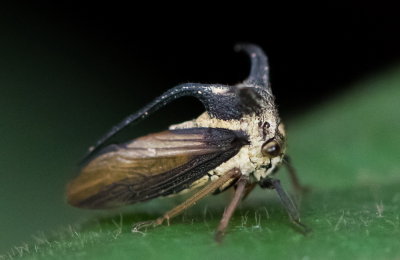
left=169, top=108, right=285, bottom=183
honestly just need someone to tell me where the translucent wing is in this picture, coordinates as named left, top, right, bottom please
left=67, top=127, right=248, bottom=209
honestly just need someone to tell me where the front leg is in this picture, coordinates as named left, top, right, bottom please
left=215, top=174, right=249, bottom=243
left=259, top=177, right=311, bottom=235
left=283, top=155, right=310, bottom=195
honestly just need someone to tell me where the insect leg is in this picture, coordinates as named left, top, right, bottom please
left=215, top=175, right=248, bottom=243
left=283, top=155, right=310, bottom=195
left=259, top=178, right=311, bottom=235
left=132, top=168, right=241, bottom=232
left=242, top=182, right=257, bottom=201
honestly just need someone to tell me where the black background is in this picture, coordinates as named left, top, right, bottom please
left=4, top=4, right=399, bottom=119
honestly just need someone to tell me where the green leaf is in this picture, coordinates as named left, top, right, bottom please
left=3, top=67, right=400, bottom=260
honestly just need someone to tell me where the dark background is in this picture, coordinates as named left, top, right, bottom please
left=1, top=3, right=399, bottom=252
left=4, top=4, right=400, bottom=116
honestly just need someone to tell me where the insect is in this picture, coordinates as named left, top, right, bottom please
left=67, top=44, right=309, bottom=242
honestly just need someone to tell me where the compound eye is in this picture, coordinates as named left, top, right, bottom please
left=261, top=140, right=281, bottom=157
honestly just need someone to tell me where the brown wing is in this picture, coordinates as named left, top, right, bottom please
left=67, top=127, right=248, bottom=209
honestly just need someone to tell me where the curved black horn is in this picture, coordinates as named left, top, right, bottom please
left=82, top=83, right=244, bottom=163
left=82, top=45, right=274, bottom=164
left=235, top=43, right=270, bottom=89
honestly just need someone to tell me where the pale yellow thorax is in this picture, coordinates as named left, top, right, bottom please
left=170, top=109, right=285, bottom=186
